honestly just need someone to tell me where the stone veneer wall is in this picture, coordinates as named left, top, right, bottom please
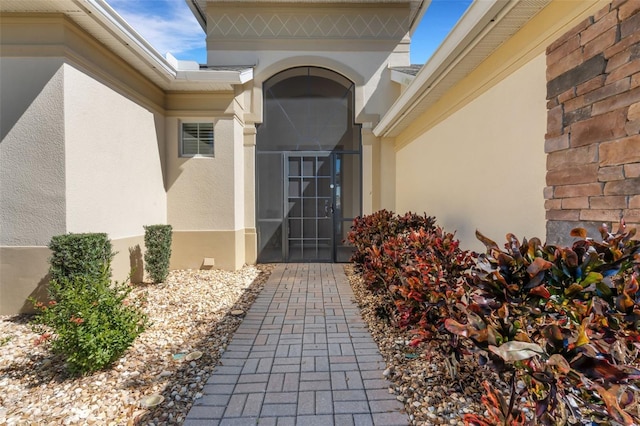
left=545, top=0, right=640, bottom=245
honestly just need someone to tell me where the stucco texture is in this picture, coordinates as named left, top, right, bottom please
left=0, top=57, right=67, bottom=246
left=64, top=64, right=166, bottom=238
left=395, top=53, right=547, bottom=252
left=167, top=117, right=238, bottom=230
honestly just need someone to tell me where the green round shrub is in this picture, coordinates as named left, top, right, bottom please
left=33, top=271, right=148, bottom=375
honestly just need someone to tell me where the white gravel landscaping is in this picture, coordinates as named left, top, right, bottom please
left=0, top=265, right=271, bottom=425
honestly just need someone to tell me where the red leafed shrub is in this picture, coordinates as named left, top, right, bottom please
left=446, top=221, right=640, bottom=425
left=347, top=211, right=475, bottom=336
left=348, top=210, right=436, bottom=282
left=350, top=210, right=640, bottom=424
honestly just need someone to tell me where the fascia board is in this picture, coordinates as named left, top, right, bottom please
left=81, top=0, right=177, bottom=79
left=176, top=69, right=254, bottom=84
left=184, top=0, right=207, bottom=32
left=390, top=69, right=415, bottom=86
left=374, top=0, right=511, bottom=137
left=409, top=0, right=432, bottom=36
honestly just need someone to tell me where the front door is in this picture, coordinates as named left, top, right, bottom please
left=256, top=150, right=360, bottom=263
left=285, top=153, right=333, bottom=262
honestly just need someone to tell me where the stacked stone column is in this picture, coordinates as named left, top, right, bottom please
left=545, top=0, right=640, bottom=243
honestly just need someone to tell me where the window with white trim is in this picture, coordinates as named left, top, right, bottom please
left=181, top=122, right=214, bottom=157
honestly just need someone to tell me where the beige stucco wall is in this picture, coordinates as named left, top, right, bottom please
left=0, top=236, right=146, bottom=315
left=0, top=16, right=169, bottom=313
left=396, top=53, right=547, bottom=251
left=62, top=60, right=167, bottom=284
left=165, top=108, right=253, bottom=269
left=0, top=247, right=51, bottom=314
left=64, top=64, right=167, bottom=238
left=232, top=117, right=245, bottom=229
left=379, top=137, right=396, bottom=211
left=111, top=235, right=146, bottom=284
left=390, top=0, right=608, bottom=252
left=243, top=126, right=258, bottom=264
left=167, top=117, right=237, bottom=229
left=0, top=57, right=67, bottom=246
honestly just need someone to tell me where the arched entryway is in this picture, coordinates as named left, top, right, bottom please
left=256, top=67, right=362, bottom=263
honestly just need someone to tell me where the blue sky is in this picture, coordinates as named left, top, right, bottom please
left=107, top=0, right=472, bottom=65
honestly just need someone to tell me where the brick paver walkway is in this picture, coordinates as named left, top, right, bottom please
left=184, top=263, right=409, bottom=426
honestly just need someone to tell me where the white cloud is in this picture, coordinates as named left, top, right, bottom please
left=106, top=0, right=205, bottom=60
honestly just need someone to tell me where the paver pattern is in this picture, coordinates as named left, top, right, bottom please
left=184, top=263, right=409, bottom=426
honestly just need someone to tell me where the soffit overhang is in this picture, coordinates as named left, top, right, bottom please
left=0, top=0, right=253, bottom=92
left=375, top=0, right=551, bottom=138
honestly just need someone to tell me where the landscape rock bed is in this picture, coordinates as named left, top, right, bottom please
left=0, top=265, right=271, bottom=425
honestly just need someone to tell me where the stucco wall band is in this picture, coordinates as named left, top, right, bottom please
left=171, top=230, right=247, bottom=271
left=0, top=246, right=51, bottom=315
left=244, top=228, right=257, bottom=265
left=0, top=235, right=144, bottom=315
left=110, top=235, right=146, bottom=284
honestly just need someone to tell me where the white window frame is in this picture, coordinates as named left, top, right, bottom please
left=180, top=120, right=215, bottom=157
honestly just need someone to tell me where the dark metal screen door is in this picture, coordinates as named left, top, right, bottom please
left=285, top=153, right=333, bottom=262
left=256, top=67, right=362, bottom=263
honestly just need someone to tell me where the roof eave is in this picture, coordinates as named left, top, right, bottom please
left=390, top=69, right=416, bottom=86
left=184, top=0, right=208, bottom=32
left=409, top=0, right=431, bottom=36
left=82, top=0, right=177, bottom=79
left=80, top=0, right=251, bottom=87
left=374, top=0, right=512, bottom=138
